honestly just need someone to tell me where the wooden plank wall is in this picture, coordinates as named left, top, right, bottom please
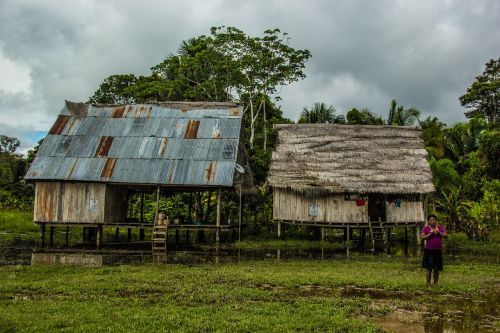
left=386, top=201, right=425, bottom=223
left=273, top=189, right=368, bottom=223
left=34, top=181, right=106, bottom=223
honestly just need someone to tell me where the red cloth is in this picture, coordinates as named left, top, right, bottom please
left=355, top=199, right=366, bottom=206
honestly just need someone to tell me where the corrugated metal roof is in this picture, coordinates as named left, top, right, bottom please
left=25, top=102, right=245, bottom=187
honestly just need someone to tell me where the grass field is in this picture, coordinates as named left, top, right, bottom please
left=0, top=259, right=499, bottom=332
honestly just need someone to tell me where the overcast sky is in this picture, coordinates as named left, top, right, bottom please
left=1, top=0, right=499, bottom=153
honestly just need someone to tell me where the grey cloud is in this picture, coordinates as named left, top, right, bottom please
left=0, top=0, right=499, bottom=150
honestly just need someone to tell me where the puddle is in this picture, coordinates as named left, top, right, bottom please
left=370, top=288, right=500, bottom=333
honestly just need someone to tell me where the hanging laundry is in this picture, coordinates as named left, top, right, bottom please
left=356, top=199, right=366, bottom=206
left=395, top=198, right=401, bottom=208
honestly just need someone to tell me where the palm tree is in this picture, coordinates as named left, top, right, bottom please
left=346, top=108, right=384, bottom=125
left=298, top=103, right=345, bottom=124
left=387, top=99, right=421, bottom=126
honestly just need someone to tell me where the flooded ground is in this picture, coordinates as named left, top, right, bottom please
left=1, top=231, right=499, bottom=333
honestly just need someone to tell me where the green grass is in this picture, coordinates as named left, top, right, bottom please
left=0, top=210, right=37, bottom=234
left=0, top=260, right=498, bottom=332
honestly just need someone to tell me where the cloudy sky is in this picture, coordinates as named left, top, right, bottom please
left=0, top=0, right=499, bottom=153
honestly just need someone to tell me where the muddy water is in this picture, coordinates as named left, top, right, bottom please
left=359, top=287, right=500, bottom=333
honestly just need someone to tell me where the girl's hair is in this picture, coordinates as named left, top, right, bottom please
left=427, top=214, right=437, bottom=221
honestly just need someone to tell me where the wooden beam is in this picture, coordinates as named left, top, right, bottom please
left=216, top=187, right=221, bottom=242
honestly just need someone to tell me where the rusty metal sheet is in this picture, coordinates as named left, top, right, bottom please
left=100, top=158, right=116, bottom=180
left=94, top=136, right=114, bottom=157
left=60, top=117, right=82, bottom=135
left=184, top=120, right=200, bottom=139
left=48, top=116, right=70, bottom=135
left=25, top=103, right=244, bottom=186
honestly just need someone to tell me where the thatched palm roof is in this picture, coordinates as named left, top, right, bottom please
left=268, top=124, right=434, bottom=194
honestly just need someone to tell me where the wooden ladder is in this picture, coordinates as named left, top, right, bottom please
left=369, top=220, right=386, bottom=251
left=152, top=215, right=168, bottom=263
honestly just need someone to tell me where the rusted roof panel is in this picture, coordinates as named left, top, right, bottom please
left=25, top=103, right=246, bottom=186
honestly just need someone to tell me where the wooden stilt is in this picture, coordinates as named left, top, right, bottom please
left=277, top=220, right=282, bottom=239
left=139, top=229, right=145, bottom=241
left=386, top=227, right=391, bottom=255
left=49, top=226, right=54, bottom=247
left=404, top=227, right=409, bottom=256
left=127, top=228, right=132, bottom=241
left=115, top=228, right=119, bottom=240
left=96, top=227, right=101, bottom=249
left=238, top=185, right=242, bottom=242
left=188, top=192, right=193, bottom=224
left=186, top=230, right=191, bottom=244
left=346, top=225, right=350, bottom=257
left=65, top=226, right=70, bottom=247
left=140, top=192, right=145, bottom=224
left=216, top=187, right=221, bottom=243
left=41, top=223, right=46, bottom=247
left=321, top=227, right=325, bottom=241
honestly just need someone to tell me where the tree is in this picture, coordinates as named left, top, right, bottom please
left=0, top=135, right=20, bottom=154
left=298, top=103, right=345, bottom=124
left=460, top=58, right=500, bottom=123
left=387, top=99, right=421, bottom=126
left=419, top=116, right=446, bottom=159
left=346, top=108, right=384, bottom=125
left=90, top=27, right=312, bottom=150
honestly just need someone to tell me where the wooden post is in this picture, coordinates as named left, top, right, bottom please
left=321, top=227, right=325, bottom=241
left=41, top=223, right=46, bottom=247
left=139, top=192, right=145, bottom=241
left=416, top=224, right=422, bottom=256
left=385, top=227, right=391, bottom=255
left=277, top=220, right=282, bottom=239
left=404, top=227, right=409, bottom=256
left=49, top=226, right=54, bottom=247
left=238, top=185, right=242, bottom=242
left=127, top=228, right=132, bottom=241
left=346, top=225, right=350, bottom=257
left=216, top=187, right=221, bottom=243
left=188, top=191, right=193, bottom=224
left=140, top=193, right=145, bottom=223
left=96, top=226, right=102, bottom=249
left=65, top=226, right=70, bottom=247
left=155, top=185, right=160, bottom=225
left=115, top=228, right=119, bottom=240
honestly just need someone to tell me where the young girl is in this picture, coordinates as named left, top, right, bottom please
left=420, top=214, right=448, bottom=287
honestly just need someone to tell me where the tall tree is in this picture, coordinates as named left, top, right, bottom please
left=460, top=58, right=500, bottom=123
left=298, top=103, right=345, bottom=124
left=387, top=99, right=421, bottom=126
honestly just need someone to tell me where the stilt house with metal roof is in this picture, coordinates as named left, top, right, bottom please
left=25, top=101, right=251, bottom=249
left=267, top=124, right=434, bottom=248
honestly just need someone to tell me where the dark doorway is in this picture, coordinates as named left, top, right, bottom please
left=368, top=194, right=386, bottom=222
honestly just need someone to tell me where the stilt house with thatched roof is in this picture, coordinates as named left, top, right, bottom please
left=25, top=101, right=251, bottom=249
left=267, top=124, right=434, bottom=233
